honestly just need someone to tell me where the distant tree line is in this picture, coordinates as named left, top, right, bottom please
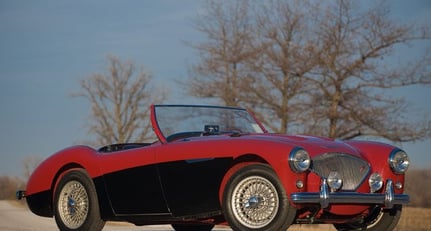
left=0, top=156, right=41, bottom=200
left=0, top=176, right=24, bottom=200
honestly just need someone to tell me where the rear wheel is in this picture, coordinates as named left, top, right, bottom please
left=333, top=205, right=402, bottom=231
left=54, top=169, right=105, bottom=231
left=171, top=224, right=214, bottom=231
left=222, top=164, right=295, bottom=231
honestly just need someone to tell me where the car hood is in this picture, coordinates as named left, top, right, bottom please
left=249, top=133, right=362, bottom=158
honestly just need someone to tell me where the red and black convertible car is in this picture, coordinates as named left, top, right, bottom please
left=17, top=105, right=410, bottom=231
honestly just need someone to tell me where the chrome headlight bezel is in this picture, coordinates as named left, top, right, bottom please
left=388, top=149, right=410, bottom=174
left=289, top=148, right=311, bottom=173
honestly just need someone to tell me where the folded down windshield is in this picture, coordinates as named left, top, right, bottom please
left=154, top=105, right=265, bottom=141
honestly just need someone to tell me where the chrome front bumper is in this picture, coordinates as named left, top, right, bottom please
left=291, top=179, right=409, bottom=209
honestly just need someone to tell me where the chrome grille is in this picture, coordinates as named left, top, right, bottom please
left=311, top=153, right=370, bottom=191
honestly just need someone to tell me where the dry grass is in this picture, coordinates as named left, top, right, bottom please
left=395, top=207, right=431, bottom=231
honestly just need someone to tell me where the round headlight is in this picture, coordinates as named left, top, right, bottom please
left=289, top=148, right=311, bottom=173
left=369, top=172, right=383, bottom=193
left=389, top=150, right=410, bottom=174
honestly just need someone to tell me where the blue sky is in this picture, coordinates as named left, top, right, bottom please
left=0, top=0, right=430, bottom=177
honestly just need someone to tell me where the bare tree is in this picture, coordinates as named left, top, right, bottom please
left=77, top=55, right=166, bottom=145
left=187, top=0, right=257, bottom=106
left=189, top=0, right=430, bottom=142
left=241, top=0, right=318, bottom=133
left=304, top=0, right=431, bottom=141
left=187, top=0, right=318, bottom=133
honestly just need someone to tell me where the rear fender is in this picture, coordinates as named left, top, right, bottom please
left=26, top=146, right=101, bottom=196
left=25, top=146, right=102, bottom=217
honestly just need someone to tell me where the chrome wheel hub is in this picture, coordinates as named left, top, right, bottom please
left=244, top=196, right=263, bottom=209
left=58, top=180, right=89, bottom=229
left=231, top=176, right=279, bottom=228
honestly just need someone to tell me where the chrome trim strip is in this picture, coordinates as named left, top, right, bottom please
left=291, top=179, right=409, bottom=209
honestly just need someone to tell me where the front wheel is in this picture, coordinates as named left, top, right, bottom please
left=334, top=205, right=402, bottom=231
left=222, top=164, right=296, bottom=231
left=171, top=224, right=214, bottom=231
left=54, top=169, right=105, bottom=231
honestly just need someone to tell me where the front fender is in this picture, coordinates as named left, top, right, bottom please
left=345, top=140, right=406, bottom=193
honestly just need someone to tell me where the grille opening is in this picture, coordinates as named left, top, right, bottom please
left=311, top=153, right=370, bottom=191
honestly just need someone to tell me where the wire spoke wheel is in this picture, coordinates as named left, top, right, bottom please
left=223, top=164, right=295, bottom=230
left=54, top=169, right=105, bottom=231
left=58, top=180, right=89, bottom=229
left=231, top=176, right=279, bottom=229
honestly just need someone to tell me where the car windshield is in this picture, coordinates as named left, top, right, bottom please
left=153, top=105, right=265, bottom=141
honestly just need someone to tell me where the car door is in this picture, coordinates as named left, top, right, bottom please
left=99, top=145, right=170, bottom=215
left=156, top=141, right=233, bottom=217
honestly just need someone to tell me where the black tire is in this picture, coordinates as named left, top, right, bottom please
left=54, top=169, right=105, bottom=231
left=171, top=224, right=215, bottom=231
left=222, top=164, right=296, bottom=231
left=333, top=205, right=402, bottom=231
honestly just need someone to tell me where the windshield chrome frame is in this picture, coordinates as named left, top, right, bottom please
left=151, top=104, right=267, bottom=143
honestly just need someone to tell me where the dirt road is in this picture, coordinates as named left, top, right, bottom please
left=0, top=200, right=232, bottom=231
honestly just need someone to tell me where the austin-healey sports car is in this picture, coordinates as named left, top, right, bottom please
left=17, top=105, right=410, bottom=231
